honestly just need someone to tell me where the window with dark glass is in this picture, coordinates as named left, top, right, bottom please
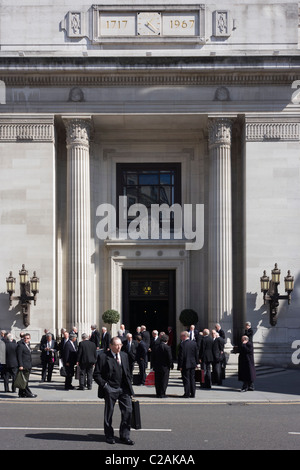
left=116, top=163, right=181, bottom=227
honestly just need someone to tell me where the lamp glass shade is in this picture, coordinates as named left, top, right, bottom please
left=271, top=263, right=281, bottom=284
left=284, top=271, right=294, bottom=292
left=19, top=265, right=28, bottom=284
left=30, top=272, right=39, bottom=293
left=6, top=273, right=15, bottom=293
left=260, top=271, right=269, bottom=292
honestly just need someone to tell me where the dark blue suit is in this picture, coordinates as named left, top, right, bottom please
left=178, top=339, right=198, bottom=397
left=136, top=340, right=148, bottom=385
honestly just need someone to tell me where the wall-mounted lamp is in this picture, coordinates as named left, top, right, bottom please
left=6, top=264, right=40, bottom=327
left=260, top=263, right=294, bottom=326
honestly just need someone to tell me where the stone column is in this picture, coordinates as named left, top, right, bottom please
left=208, top=117, right=233, bottom=345
left=63, top=116, right=92, bottom=337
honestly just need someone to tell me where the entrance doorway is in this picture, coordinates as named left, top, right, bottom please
left=122, top=270, right=176, bottom=346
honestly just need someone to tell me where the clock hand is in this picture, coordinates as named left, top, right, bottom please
left=146, top=20, right=158, bottom=32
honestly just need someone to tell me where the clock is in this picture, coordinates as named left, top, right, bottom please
left=137, top=12, right=161, bottom=36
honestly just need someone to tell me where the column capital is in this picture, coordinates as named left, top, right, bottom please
left=62, top=116, right=92, bottom=147
left=208, top=117, right=234, bottom=148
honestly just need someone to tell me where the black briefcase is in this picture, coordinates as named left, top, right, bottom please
left=131, top=399, right=142, bottom=430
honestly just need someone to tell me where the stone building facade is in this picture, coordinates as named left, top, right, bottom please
left=0, top=0, right=300, bottom=366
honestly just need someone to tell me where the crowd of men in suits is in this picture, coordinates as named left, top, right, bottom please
left=0, top=320, right=255, bottom=397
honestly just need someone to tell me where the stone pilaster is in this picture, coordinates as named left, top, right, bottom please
left=63, top=116, right=92, bottom=336
left=208, top=117, right=233, bottom=344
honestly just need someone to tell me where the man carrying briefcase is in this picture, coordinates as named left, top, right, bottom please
left=93, top=336, right=135, bottom=445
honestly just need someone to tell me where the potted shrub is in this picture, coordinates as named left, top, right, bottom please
left=179, top=309, right=198, bottom=329
left=102, top=309, right=120, bottom=331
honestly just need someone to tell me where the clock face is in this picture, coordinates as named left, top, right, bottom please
left=137, top=12, right=161, bottom=35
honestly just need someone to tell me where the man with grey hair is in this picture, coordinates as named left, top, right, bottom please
left=93, top=336, right=135, bottom=445
left=177, top=330, right=198, bottom=398
left=77, top=332, right=97, bottom=390
left=62, top=333, right=78, bottom=390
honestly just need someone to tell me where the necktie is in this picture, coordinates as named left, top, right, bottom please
left=116, top=353, right=121, bottom=365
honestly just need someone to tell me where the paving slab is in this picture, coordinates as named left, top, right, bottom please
left=1, top=366, right=299, bottom=404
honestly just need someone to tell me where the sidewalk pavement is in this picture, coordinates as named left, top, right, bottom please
left=1, top=366, right=300, bottom=403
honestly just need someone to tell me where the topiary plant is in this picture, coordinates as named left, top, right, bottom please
left=102, top=309, right=120, bottom=325
left=179, top=309, right=198, bottom=328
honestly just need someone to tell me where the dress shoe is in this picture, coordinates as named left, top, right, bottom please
left=120, top=438, right=135, bottom=445
left=25, top=393, right=37, bottom=398
left=105, top=437, right=115, bottom=444
left=181, top=394, right=190, bottom=398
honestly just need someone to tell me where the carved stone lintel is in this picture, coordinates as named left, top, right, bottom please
left=0, top=118, right=54, bottom=142
left=245, top=119, right=300, bottom=141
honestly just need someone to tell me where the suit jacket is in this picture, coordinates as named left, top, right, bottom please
left=100, top=332, right=111, bottom=350
left=136, top=340, right=148, bottom=363
left=122, top=339, right=138, bottom=364
left=93, top=350, right=134, bottom=398
left=141, top=330, right=150, bottom=349
left=212, top=336, right=225, bottom=362
left=150, top=336, right=160, bottom=352
left=188, top=329, right=199, bottom=341
left=40, top=339, right=57, bottom=362
left=62, top=340, right=77, bottom=367
left=217, top=328, right=225, bottom=340
left=177, top=339, right=198, bottom=370
left=77, top=339, right=97, bottom=366
left=16, top=340, right=32, bottom=370
left=199, top=335, right=214, bottom=363
left=152, top=342, right=173, bottom=371
left=5, top=341, right=18, bottom=368
left=90, top=329, right=101, bottom=349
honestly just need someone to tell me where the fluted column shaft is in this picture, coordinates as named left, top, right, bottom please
left=64, top=117, right=92, bottom=336
left=208, top=118, right=233, bottom=344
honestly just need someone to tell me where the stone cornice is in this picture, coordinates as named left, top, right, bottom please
left=0, top=72, right=299, bottom=88
left=0, top=56, right=299, bottom=87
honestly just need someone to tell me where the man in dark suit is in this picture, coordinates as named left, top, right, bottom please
left=140, top=325, right=150, bottom=350
left=211, top=329, right=225, bottom=385
left=40, top=333, right=57, bottom=382
left=238, top=335, right=256, bottom=392
left=149, top=330, right=160, bottom=368
left=16, top=333, right=37, bottom=398
left=199, top=329, right=214, bottom=389
left=121, top=333, right=138, bottom=379
left=188, top=324, right=199, bottom=342
left=135, top=335, right=148, bottom=385
left=77, top=333, right=97, bottom=390
left=62, top=333, right=78, bottom=390
left=100, top=327, right=111, bottom=351
left=90, top=324, right=101, bottom=350
left=177, top=331, right=198, bottom=398
left=215, top=323, right=225, bottom=340
left=93, top=336, right=135, bottom=445
left=152, top=334, right=173, bottom=398
left=3, top=334, right=18, bottom=393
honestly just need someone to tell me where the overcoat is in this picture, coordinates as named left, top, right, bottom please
left=238, top=341, right=256, bottom=383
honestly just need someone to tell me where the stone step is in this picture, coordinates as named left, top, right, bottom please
left=32, top=363, right=288, bottom=379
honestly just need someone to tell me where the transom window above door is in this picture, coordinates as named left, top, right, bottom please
left=116, top=163, right=181, bottom=212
